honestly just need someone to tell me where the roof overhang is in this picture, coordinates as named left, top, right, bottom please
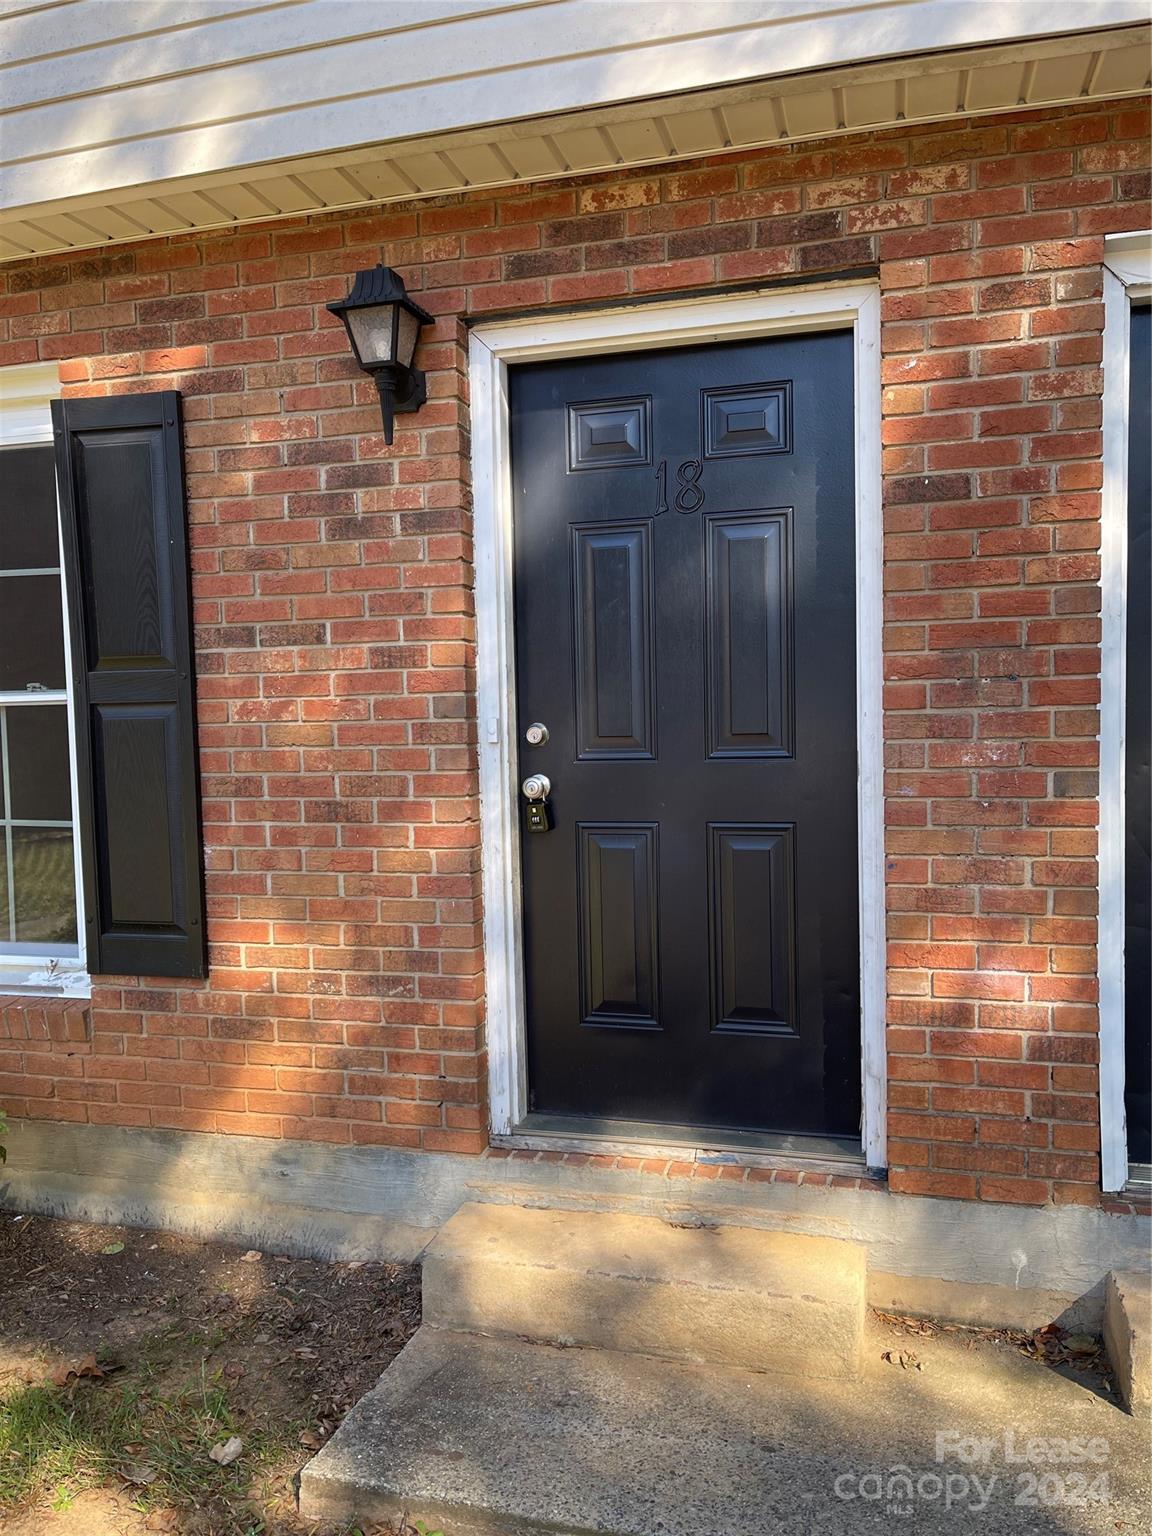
left=1, top=22, right=1148, bottom=262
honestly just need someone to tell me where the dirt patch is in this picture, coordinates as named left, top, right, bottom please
left=0, top=1212, right=425, bottom=1535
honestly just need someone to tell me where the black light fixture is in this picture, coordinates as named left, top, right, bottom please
left=328, top=264, right=433, bottom=445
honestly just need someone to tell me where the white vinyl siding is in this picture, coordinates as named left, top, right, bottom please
left=1, top=0, right=1149, bottom=250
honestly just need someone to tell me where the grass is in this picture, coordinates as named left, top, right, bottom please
left=0, top=1359, right=293, bottom=1528
left=0, top=1219, right=424, bottom=1533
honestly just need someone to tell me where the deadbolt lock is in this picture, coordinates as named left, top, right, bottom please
left=525, top=721, right=550, bottom=746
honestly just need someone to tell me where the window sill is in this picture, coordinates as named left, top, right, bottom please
left=0, top=969, right=91, bottom=1000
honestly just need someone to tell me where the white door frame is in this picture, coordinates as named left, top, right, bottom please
left=1100, top=231, right=1152, bottom=1191
left=468, top=279, right=886, bottom=1165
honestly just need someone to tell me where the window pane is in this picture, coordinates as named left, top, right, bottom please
left=10, top=826, right=77, bottom=946
left=0, top=574, right=66, bottom=691
left=5, top=705, right=72, bottom=821
left=0, top=444, right=60, bottom=571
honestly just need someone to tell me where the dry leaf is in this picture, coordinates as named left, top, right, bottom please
left=1064, top=1334, right=1098, bottom=1355
left=120, top=1461, right=159, bottom=1486
left=50, top=1353, right=106, bottom=1387
left=145, top=1511, right=180, bottom=1532
left=298, top=1428, right=324, bottom=1450
left=239, top=1250, right=262, bottom=1263
left=208, top=1436, right=244, bottom=1466
left=881, top=1348, right=923, bottom=1372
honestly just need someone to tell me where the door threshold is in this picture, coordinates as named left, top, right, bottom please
left=497, top=1113, right=867, bottom=1173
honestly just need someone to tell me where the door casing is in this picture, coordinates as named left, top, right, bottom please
left=469, top=280, right=886, bottom=1165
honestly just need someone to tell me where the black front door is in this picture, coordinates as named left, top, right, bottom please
left=1125, top=303, right=1151, bottom=1166
left=510, top=332, right=859, bottom=1139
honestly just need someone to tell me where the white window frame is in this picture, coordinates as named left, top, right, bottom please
left=469, top=279, right=886, bottom=1165
left=1100, top=231, right=1152, bottom=1190
left=0, top=361, right=89, bottom=997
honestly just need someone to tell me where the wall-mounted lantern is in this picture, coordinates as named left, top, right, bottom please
left=328, top=265, right=434, bottom=444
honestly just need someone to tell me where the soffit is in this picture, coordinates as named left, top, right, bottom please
left=0, top=23, right=1147, bottom=262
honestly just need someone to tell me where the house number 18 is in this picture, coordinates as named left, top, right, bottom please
left=654, top=458, right=706, bottom=515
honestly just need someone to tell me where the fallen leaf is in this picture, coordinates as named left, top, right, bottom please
left=50, top=1353, right=107, bottom=1387
left=239, top=1250, right=262, bottom=1263
left=881, top=1348, right=923, bottom=1372
left=1064, top=1334, right=1098, bottom=1355
left=101, top=1242, right=125, bottom=1256
left=145, top=1511, right=180, bottom=1532
left=120, top=1461, right=159, bottom=1486
left=298, top=1428, right=324, bottom=1450
left=208, top=1436, right=244, bottom=1466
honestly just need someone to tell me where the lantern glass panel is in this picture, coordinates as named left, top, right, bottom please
left=395, top=306, right=421, bottom=370
left=347, top=304, right=398, bottom=366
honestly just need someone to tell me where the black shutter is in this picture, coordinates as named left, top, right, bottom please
left=52, top=391, right=207, bottom=979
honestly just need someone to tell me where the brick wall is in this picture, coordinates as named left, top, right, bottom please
left=0, top=97, right=1148, bottom=1203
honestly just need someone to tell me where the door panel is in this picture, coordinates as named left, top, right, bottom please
left=572, top=523, right=655, bottom=758
left=709, top=823, right=796, bottom=1034
left=705, top=512, right=792, bottom=758
left=578, top=823, right=660, bottom=1028
left=510, top=331, right=859, bottom=1137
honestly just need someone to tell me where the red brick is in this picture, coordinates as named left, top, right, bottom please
left=1, top=96, right=1126, bottom=1209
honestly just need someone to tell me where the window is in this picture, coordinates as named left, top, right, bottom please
left=0, top=366, right=207, bottom=991
left=0, top=366, right=86, bottom=993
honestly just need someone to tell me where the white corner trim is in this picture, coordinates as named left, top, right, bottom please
left=469, top=279, right=886, bottom=1161
left=1099, top=232, right=1151, bottom=1192
left=854, top=286, right=886, bottom=1170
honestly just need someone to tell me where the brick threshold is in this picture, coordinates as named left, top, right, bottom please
left=488, top=1117, right=884, bottom=1190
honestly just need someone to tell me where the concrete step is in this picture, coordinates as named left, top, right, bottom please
left=422, top=1201, right=866, bottom=1379
left=298, top=1322, right=1152, bottom=1536
left=1104, top=1268, right=1151, bottom=1416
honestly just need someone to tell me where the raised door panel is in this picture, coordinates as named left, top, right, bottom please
left=702, top=382, right=791, bottom=458
left=705, top=511, right=792, bottom=758
left=572, top=522, right=655, bottom=759
left=578, top=824, right=659, bottom=1028
left=709, top=824, right=797, bottom=1034
left=567, top=397, right=650, bottom=469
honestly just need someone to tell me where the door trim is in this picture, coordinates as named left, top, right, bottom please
left=1100, top=231, right=1152, bottom=1192
left=469, top=280, right=886, bottom=1165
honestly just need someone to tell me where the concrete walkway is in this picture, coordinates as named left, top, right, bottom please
left=301, top=1317, right=1151, bottom=1535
